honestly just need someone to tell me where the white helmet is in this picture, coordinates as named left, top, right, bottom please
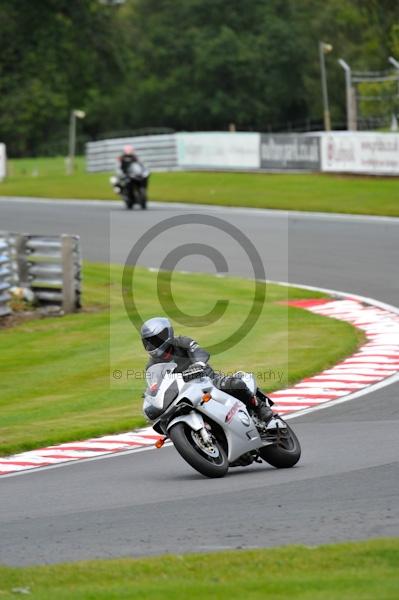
left=141, top=317, right=174, bottom=358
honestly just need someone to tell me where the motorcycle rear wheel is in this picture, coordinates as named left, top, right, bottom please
left=259, top=422, right=301, bottom=468
left=169, top=422, right=228, bottom=478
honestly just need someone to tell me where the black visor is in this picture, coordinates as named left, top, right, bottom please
left=142, top=327, right=170, bottom=351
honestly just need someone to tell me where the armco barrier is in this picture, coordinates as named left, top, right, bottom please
left=0, top=233, right=81, bottom=317
left=86, top=134, right=178, bottom=172
left=0, top=232, right=12, bottom=317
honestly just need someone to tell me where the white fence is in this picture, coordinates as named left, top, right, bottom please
left=85, top=131, right=399, bottom=176
left=0, top=233, right=81, bottom=317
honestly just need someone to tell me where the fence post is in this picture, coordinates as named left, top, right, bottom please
left=61, top=235, right=81, bottom=313
left=13, top=233, right=29, bottom=286
left=0, top=232, right=12, bottom=317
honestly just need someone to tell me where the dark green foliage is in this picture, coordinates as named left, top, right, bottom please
left=0, top=0, right=398, bottom=156
left=0, top=0, right=130, bottom=156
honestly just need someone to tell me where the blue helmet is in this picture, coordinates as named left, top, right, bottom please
left=141, top=317, right=174, bottom=358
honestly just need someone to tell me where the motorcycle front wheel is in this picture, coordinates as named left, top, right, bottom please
left=169, top=422, right=228, bottom=478
left=139, top=187, right=147, bottom=209
left=123, top=193, right=134, bottom=210
left=259, top=422, right=301, bottom=468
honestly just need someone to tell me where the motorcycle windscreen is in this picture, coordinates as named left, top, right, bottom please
left=145, top=362, right=178, bottom=388
left=144, top=362, right=179, bottom=420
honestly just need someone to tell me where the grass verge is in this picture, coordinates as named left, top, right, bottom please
left=0, top=261, right=363, bottom=456
left=0, top=539, right=398, bottom=599
left=1, top=156, right=399, bottom=216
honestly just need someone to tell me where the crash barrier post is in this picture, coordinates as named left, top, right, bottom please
left=0, top=233, right=81, bottom=317
left=0, top=232, right=12, bottom=317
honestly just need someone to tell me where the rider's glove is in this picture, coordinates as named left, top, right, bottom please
left=182, top=363, right=206, bottom=382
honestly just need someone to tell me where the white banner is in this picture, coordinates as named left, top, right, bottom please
left=321, top=132, right=399, bottom=175
left=177, top=132, right=260, bottom=169
left=0, top=143, right=6, bottom=181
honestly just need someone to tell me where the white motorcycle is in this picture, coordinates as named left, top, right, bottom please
left=143, top=362, right=301, bottom=478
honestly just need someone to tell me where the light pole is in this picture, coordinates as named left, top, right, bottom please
left=67, top=109, right=86, bottom=175
left=389, top=56, right=399, bottom=95
left=319, top=41, right=333, bottom=131
left=388, top=56, right=399, bottom=70
left=388, top=56, right=399, bottom=130
left=338, top=59, right=356, bottom=131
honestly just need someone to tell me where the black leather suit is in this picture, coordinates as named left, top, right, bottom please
left=146, top=336, right=254, bottom=405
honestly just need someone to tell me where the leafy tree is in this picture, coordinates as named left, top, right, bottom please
left=0, top=0, right=127, bottom=155
left=123, top=0, right=308, bottom=130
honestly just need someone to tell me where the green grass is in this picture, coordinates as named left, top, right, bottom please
left=0, top=262, right=363, bottom=456
left=2, top=156, right=399, bottom=216
left=0, top=539, right=398, bottom=599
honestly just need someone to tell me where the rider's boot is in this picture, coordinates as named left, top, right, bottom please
left=258, top=401, right=273, bottom=423
left=248, top=393, right=273, bottom=424
left=217, top=375, right=273, bottom=423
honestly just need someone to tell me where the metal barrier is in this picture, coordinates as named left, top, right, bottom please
left=0, top=233, right=81, bottom=317
left=86, top=133, right=178, bottom=172
left=0, top=232, right=12, bottom=317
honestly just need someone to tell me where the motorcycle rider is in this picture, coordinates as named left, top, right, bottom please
left=116, top=144, right=148, bottom=190
left=141, top=316, right=273, bottom=422
left=118, top=144, right=139, bottom=174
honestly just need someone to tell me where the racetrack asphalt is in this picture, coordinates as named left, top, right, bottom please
left=0, top=196, right=398, bottom=565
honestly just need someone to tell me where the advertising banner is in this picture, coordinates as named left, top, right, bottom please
left=260, top=134, right=320, bottom=170
left=321, top=132, right=399, bottom=175
left=177, top=132, right=260, bottom=169
left=0, top=143, right=6, bottom=181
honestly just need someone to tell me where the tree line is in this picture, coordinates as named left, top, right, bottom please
left=0, top=0, right=398, bottom=157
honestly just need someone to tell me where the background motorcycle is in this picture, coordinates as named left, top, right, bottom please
left=143, top=362, right=301, bottom=478
left=110, top=161, right=150, bottom=210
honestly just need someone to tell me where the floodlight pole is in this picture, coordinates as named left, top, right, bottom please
left=67, top=110, right=86, bottom=175
left=389, top=56, right=399, bottom=97
left=319, top=41, right=333, bottom=131
left=338, top=59, right=356, bottom=131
